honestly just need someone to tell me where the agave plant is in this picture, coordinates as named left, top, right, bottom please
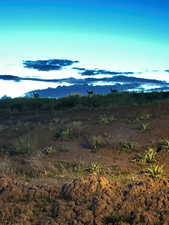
left=158, top=139, right=169, bottom=152
left=146, top=164, right=164, bottom=178
left=86, top=162, right=104, bottom=174
left=139, top=148, right=157, bottom=163
left=121, top=142, right=137, bottom=153
left=141, top=122, right=151, bottom=131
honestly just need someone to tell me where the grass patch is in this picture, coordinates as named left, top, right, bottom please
left=14, top=135, right=34, bottom=155
left=54, top=160, right=87, bottom=177
left=90, top=135, right=107, bottom=152
left=54, top=121, right=84, bottom=140
left=99, top=114, right=115, bottom=125
left=86, top=162, right=105, bottom=174
left=136, top=113, right=151, bottom=121
left=120, top=142, right=137, bottom=153
left=141, top=122, right=151, bottom=131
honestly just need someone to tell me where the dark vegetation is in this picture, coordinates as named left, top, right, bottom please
left=1, top=91, right=169, bottom=224
left=1, top=91, right=169, bottom=115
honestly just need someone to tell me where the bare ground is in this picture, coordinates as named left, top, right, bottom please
left=0, top=103, right=169, bottom=224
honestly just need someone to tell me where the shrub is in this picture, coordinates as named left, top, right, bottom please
left=141, top=122, right=151, bottom=131
left=158, top=139, right=169, bottom=151
left=42, top=146, right=57, bottom=154
left=71, top=121, right=83, bottom=136
left=145, top=164, right=164, bottom=178
left=138, top=148, right=157, bottom=163
left=55, top=161, right=85, bottom=176
left=70, top=161, right=86, bottom=175
left=86, top=162, right=104, bottom=174
left=136, top=113, right=151, bottom=121
left=14, top=135, right=34, bottom=155
left=99, top=114, right=115, bottom=125
left=90, top=135, right=107, bottom=152
left=120, top=142, right=137, bottom=153
left=55, top=121, right=83, bottom=140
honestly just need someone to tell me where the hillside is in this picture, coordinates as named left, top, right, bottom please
left=0, top=92, right=169, bottom=224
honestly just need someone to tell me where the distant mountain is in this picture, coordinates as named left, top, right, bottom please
left=26, top=83, right=143, bottom=98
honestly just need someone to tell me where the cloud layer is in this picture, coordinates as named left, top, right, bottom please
left=73, top=67, right=134, bottom=76
left=23, top=59, right=79, bottom=71
left=1, top=58, right=169, bottom=98
left=0, top=74, right=166, bottom=85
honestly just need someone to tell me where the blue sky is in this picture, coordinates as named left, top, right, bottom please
left=0, top=0, right=169, bottom=97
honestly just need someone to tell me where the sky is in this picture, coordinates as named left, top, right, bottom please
left=0, top=0, right=169, bottom=97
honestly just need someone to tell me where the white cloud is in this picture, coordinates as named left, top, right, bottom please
left=0, top=80, right=71, bottom=98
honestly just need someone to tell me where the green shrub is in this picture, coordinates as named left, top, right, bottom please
left=145, top=164, right=164, bottom=178
left=158, top=139, right=169, bottom=151
left=14, top=135, right=34, bottom=155
left=120, top=142, right=137, bottom=153
left=138, top=148, right=157, bottom=163
left=141, top=122, right=151, bottom=131
left=86, top=162, right=104, bottom=174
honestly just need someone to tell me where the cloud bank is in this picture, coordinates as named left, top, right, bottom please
left=73, top=67, right=134, bottom=76
left=23, top=59, right=79, bottom=71
left=1, top=58, right=169, bottom=98
left=0, top=74, right=166, bottom=85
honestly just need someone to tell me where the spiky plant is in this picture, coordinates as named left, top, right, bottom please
left=158, top=139, right=169, bottom=151
left=146, top=164, right=164, bottom=178
left=141, top=122, right=151, bottom=131
left=139, top=148, right=157, bottom=163
left=86, top=162, right=104, bottom=174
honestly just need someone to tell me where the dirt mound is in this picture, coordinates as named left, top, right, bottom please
left=57, top=174, right=120, bottom=225
left=61, top=173, right=111, bottom=201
